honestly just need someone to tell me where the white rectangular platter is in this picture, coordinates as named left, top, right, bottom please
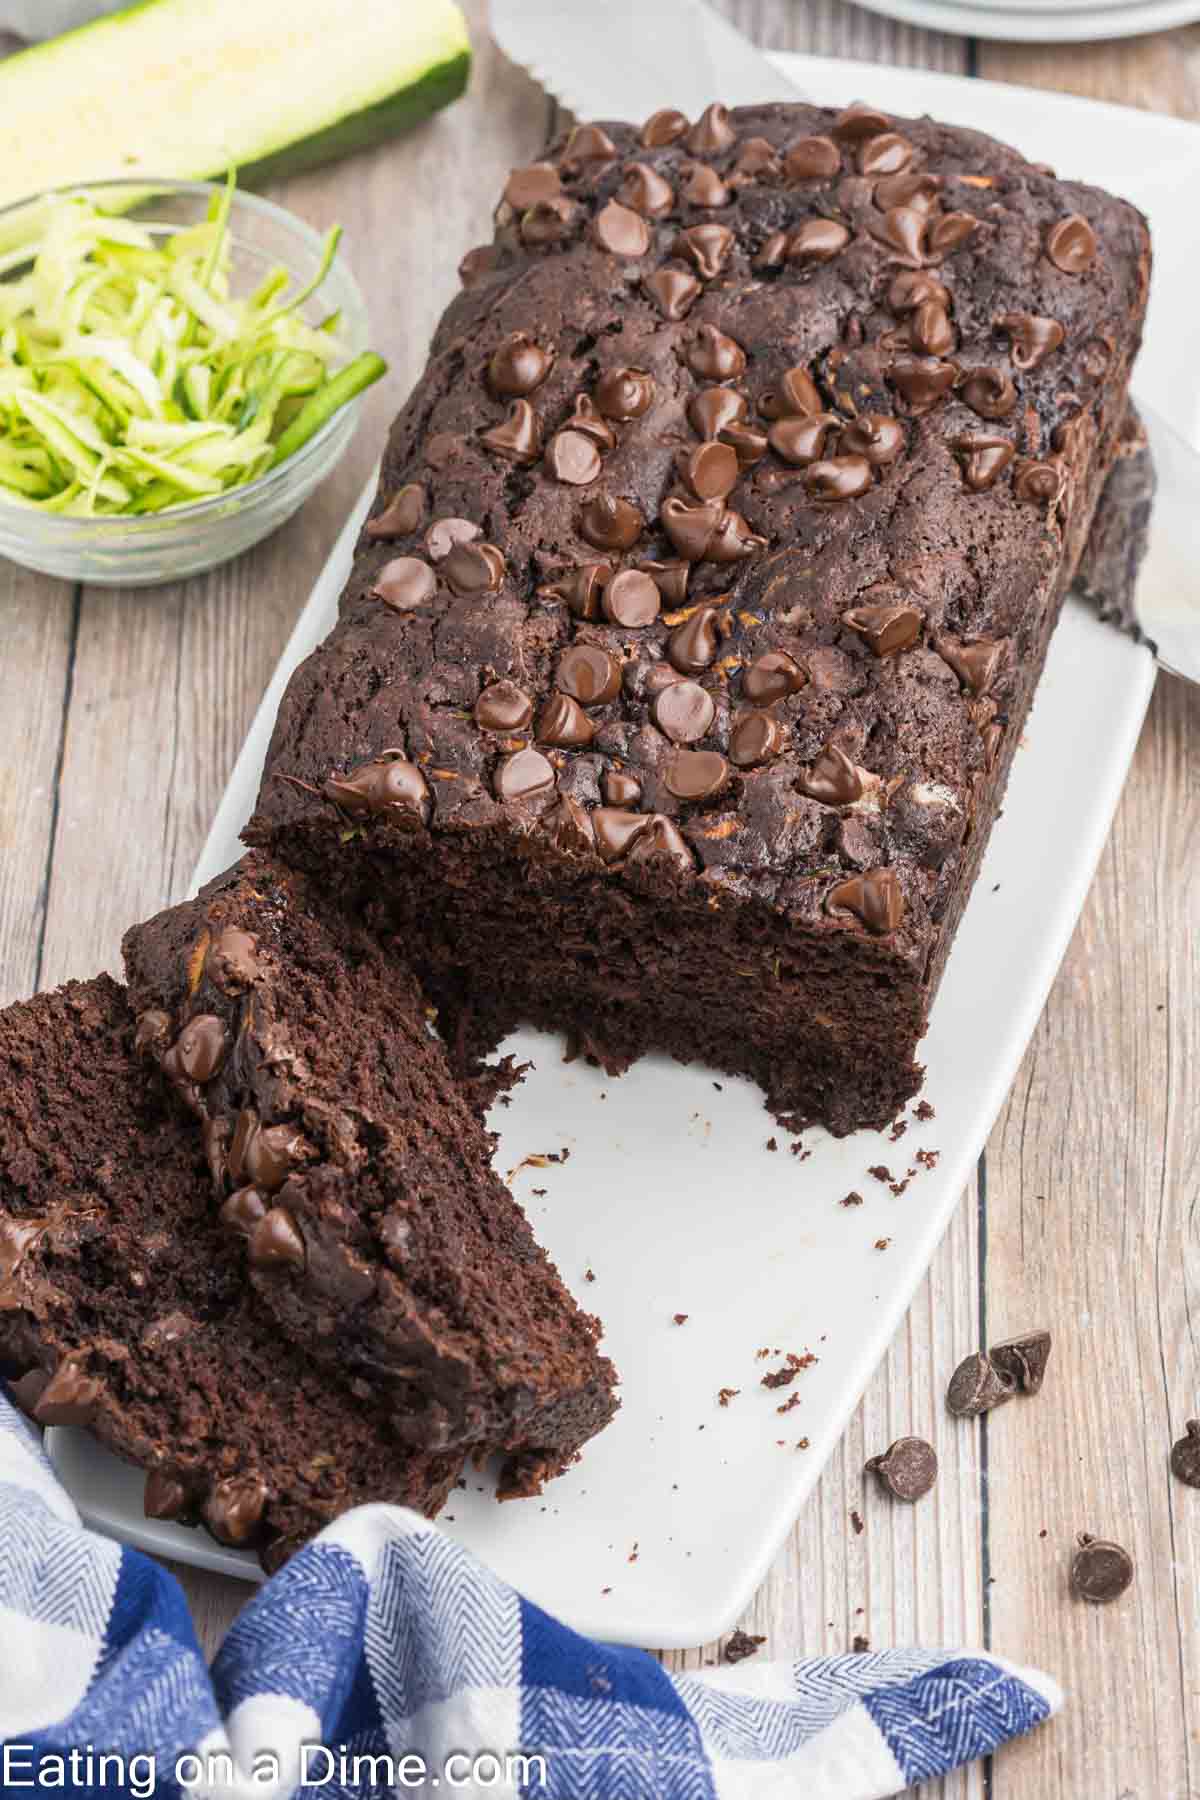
left=51, top=56, right=1195, bottom=1649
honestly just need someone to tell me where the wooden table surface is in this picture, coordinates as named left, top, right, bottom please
left=2, top=4, right=1198, bottom=1793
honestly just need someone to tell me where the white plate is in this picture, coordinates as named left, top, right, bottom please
left=849, top=0, right=1200, bottom=41
left=50, top=58, right=1195, bottom=1649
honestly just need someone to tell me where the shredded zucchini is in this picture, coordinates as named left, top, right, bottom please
left=0, top=174, right=386, bottom=515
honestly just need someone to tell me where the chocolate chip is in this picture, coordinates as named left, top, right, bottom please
left=543, top=561, right=611, bottom=618
left=952, top=433, right=1015, bottom=492
left=240, top=1119, right=311, bottom=1193
left=730, top=138, right=779, bottom=181
left=248, top=1207, right=307, bottom=1271
left=689, top=386, right=747, bottom=439
left=544, top=795, right=596, bottom=855
left=945, top=1350, right=1017, bottom=1417
left=323, top=755, right=431, bottom=825
left=721, top=423, right=769, bottom=467
left=546, top=428, right=602, bottom=486
left=995, top=311, right=1065, bottom=371
left=1013, top=458, right=1062, bottom=505
left=858, top=132, right=913, bottom=176
left=558, top=644, right=623, bottom=705
left=601, top=569, right=660, bottom=627
left=759, top=365, right=823, bottom=419
left=594, top=198, right=652, bottom=257
left=889, top=355, right=958, bottom=411
left=220, top=1184, right=269, bottom=1236
left=443, top=539, right=506, bottom=597
left=593, top=807, right=650, bottom=861
left=33, top=1354, right=104, bottom=1427
left=674, top=223, right=735, bottom=279
left=1170, top=1421, right=1200, bottom=1488
left=537, top=692, right=596, bottom=747
left=989, top=1329, right=1052, bottom=1394
left=906, top=300, right=955, bottom=357
left=502, top=163, right=561, bottom=210
left=134, top=1008, right=172, bottom=1056
left=603, top=769, right=642, bottom=806
left=787, top=219, right=850, bottom=263
left=706, top=509, right=764, bottom=562
left=644, top=267, right=701, bottom=319
left=938, top=634, right=1004, bottom=696
left=641, top=108, right=689, bottom=149
left=172, top=1014, right=229, bottom=1083
left=668, top=605, right=721, bottom=674
left=929, top=211, right=979, bottom=253
left=637, top=558, right=690, bottom=604
left=876, top=172, right=942, bottom=213
left=840, top=415, right=905, bottom=466
left=873, top=205, right=928, bottom=266
left=206, top=927, right=260, bottom=992
left=481, top=397, right=541, bottom=462
left=680, top=440, right=740, bottom=500
left=664, top=748, right=729, bottom=800
left=833, top=105, right=892, bottom=141
left=626, top=814, right=695, bottom=874
left=742, top=650, right=804, bottom=705
left=805, top=455, right=872, bottom=501
left=579, top=493, right=644, bottom=551
left=474, top=681, right=533, bottom=732
left=661, top=495, right=723, bottom=561
left=561, top=122, right=617, bottom=168
left=619, top=161, right=675, bottom=217
left=687, top=102, right=736, bottom=155
left=1047, top=213, right=1097, bottom=274
left=826, top=867, right=904, bottom=932
left=798, top=743, right=863, bottom=805
left=768, top=413, right=840, bottom=466
left=366, top=483, right=425, bottom=539
left=563, top=393, right=618, bottom=451
left=1070, top=1534, right=1133, bottom=1603
left=520, top=196, right=578, bottom=246
left=753, top=231, right=789, bottom=271
left=458, top=244, right=496, bottom=287
left=494, top=746, right=556, bottom=802
left=842, top=601, right=922, bottom=656
left=595, top=367, right=655, bottom=420
left=369, top=556, right=436, bottom=612
left=784, top=135, right=841, bottom=180
left=960, top=367, right=1017, bottom=419
left=425, top=516, right=480, bottom=562
left=144, top=1468, right=191, bottom=1522
left=729, top=710, right=785, bottom=767
left=685, top=323, right=747, bottom=380
left=866, top=1436, right=937, bottom=1501
left=681, top=162, right=730, bottom=206
left=654, top=679, right=715, bottom=744
left=488, top=331, right=554, bottom=397
left=887, top=269, right=950, bottom=313
left=204, top=1472, right=268, bottom=1547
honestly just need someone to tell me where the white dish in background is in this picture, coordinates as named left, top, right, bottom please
left=848, top=0, right=1200, bottom=42
left=49, top=58, right=1195, bottom=1648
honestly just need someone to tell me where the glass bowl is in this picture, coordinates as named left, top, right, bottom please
left=0, top=180, right=370, bottom=587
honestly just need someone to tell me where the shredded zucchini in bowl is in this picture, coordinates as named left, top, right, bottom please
left=0, top=174, right=386, bottom=516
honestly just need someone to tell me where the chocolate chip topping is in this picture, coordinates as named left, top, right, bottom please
left=369, top=556, right=436, bottom=612
left=681, top=163, right=730, bottom=207
left=805, top=455, right=872, bottom=501
left=759, top=365, right=822, bottom=419
left=593, top=807, right=650, bottom=861
left=322, top=755, right=431, bottom=825
left=952, top=433, right=1015, bottom=492
left=474, top=680, right=533, bottom=732
left=488, top=331, right=554, bottom=397
left=495, top=746, right=556, bottom=802
left=945, top=1350, right=1016, bottom=1416
left=204, top=1472, right=268, bottom=1546
left=619, top=162, right=674, bottom=217
left=637, top=558, right=690, bottom=604
left=644, top=267, right=701, bottom=319
left=840, top=415, right=905, bottom=466
left=843, top=600, right=922, bottom=655
left=144, top=1468, right=191, bottom=1521
left=537, top=692, right=596, bottom=747
left=654, top=679, right=715, bottom=743
left=502, top=163, right=561, bottom=210
left=798, top=743, right=863, bottom=805
left=928, top=211, right=978, bottom=253
left=602, top=770, right=641, bottom=806
left=866, top=1436, right=937, bottom=1501
left=768, top=413, right=840, bottom=466
left=366, top=483, right=425, bottom=540
left=833, top=105, right=892, bottom=141
left=686, top=324, right=747, bottom=380
left=959, top=367, right=1017, bottom=419
left=729, top=710, right=785, bottom=766
left=579, top=493, right=644, bottom=550
left=742, top=650, right=804, bottom=704
left=480, top=397, right=541, bottom=462
left=248, top=1206, right=307, bottom=1271
left=593, top=199, right=652, bottom=257
left=905, top=300, right=955, bottom=357
left=687, top=102, right=736, bottom=154
left=787, top=219, right=850, bottom=263
left=443, top=539, right=506, bottom=595
left=858, top=132, right=913, bottom=177
left=668, top=604, right=722, bottom=674
left=661, top=495, right=724, bottom=561
left=1013, top=459, right=1062, bottom=505
left=938, top=634, right=1004, bottom=695
left=988, top=1329, right=1052, bottom=1394
left=220, top=1185, right=268, bottom=1236
left=207, top=927, right=261, bottom=991
left=889, top=356, right=959, bottom=411
left=784, top=135, right=841, bottom=180
left=558, top=644, right=622, bottom=705
left=753, top=232, right=788, bottom=271
left=172, top=1013, right=229, bottom=1083
left=641, top=107, right=689, bottom=148
left=675, top=223, right=735, bottom=279
left=545, top=560, right=611, bottom=617
left=458, top=244, right=496, bottom=287
left=731, top=137, right=779, bottom=180
left=564, top=393, right=617, bottom=450
left=1170, top=1421, right=1200, bottom=1488
left=425, top=516, right=479, bottom=561
left=1070, top=1534, right=1133, bottom=1603
left=826, top=867, right=904, bottom=932
left=595, top=366, right=655, bottom=420
left=562, top=123, right=617, bottom=168
left=601, top=568, right=660, bottom=627
left=995, top=311, right=1065, bottom=370
left=721, top=423, right=769, bottom=467
left=627, top=814, right=695, bottom=874
left=1047, top=213, right=1097, bottom=273
left=546, top=428, right=602, bottom=486
left=876, top=171, right=942, bottom=213
left=689, top=386, right=747, bottom=439
left=873, top=205, right=928, bottom=265
left=681, top=440, right=740, bottom=500
left=664, top=748, right=729, bottom=800
left=887, top=269, right=950, bottom=313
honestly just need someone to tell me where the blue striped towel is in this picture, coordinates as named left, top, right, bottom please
left=0, top=1388, right=1060, bottom=1797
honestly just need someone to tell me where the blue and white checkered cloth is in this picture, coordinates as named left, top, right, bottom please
left=0, top=1389, right=1060, bottom=1798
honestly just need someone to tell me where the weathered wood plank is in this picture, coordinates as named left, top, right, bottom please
left=979, top=25, right=1200, bottom=115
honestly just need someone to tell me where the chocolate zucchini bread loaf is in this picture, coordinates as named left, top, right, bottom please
left=245, top=99, right=1151, bottom=1135
left=0, top=976, right=462, bottom=1571
left=121, top=853, right=617, bottom=1494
